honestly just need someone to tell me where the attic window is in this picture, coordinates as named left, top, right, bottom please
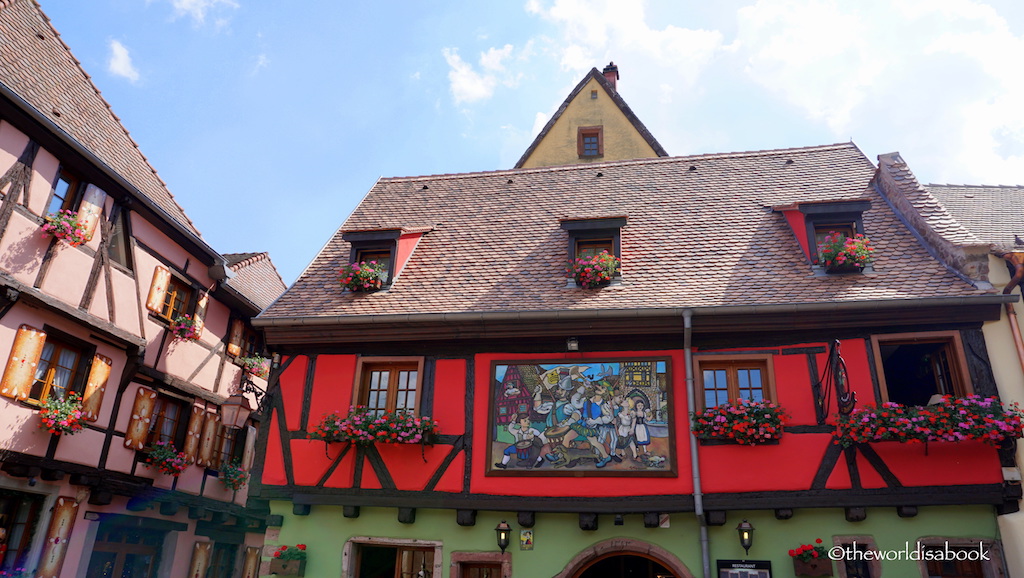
left=561, top=217, right=626, bottom=286
left=577, top=126, right=603, bottom=158
left=342, top=230, right=401, bottom=286
left=777, top=200, right=871, bottom=266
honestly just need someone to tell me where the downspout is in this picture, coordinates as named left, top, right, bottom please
left=997, top=252, right=1024, bottom=376
left=684, top=309, right=711, bottom=577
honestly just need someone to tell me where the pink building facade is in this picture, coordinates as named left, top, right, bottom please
left=0, top=1, right=285, bottom=577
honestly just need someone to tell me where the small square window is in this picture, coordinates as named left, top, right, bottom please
left=356, top=248, right=392, bottom=284
left=695, top=355, right=775, bottom=410
left=46, top=170, right=79, bottom=216
left=577, top=126, right=604, bottom=158
left=576, top=238, right=614, bottom=259
left=159, top=277, right=192, bottom=322
left=355, top=358, right=425, bottom=417
left=147, top=395, right=187, bottom=446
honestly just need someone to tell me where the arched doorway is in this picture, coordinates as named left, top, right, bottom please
left=578, top=553, right=674, bottom=578
left=556, top=538, right=694, bottom=578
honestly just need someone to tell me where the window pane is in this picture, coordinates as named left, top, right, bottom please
left=47, top=174, right=75, bottom=215
left=704, top=369, right=729, bottom=407
left=738, top=368, right=764, bottom=402
left=108, top=210, right=130, bottom=268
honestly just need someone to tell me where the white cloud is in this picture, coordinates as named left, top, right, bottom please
left=251, top=53, right=269, bottom=75
left=443, top=48, right=498, bottom=104
left=168, top=0, right=239, bottom=26
left=107, top=40, right=139, bottom=82
left=480, top=44, right=514, bottom=72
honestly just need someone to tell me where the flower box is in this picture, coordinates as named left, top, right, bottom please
left=41, top=210, right=90, bottom=247
left=817, top=232, right=873, bottom=272
left=142, top=441, right=189, bottom=476
left=269, top=559, right=306, bottom=576
left=793, top=558, right=832, bottom=576
left=691, top=399, right=789, bottom=445
left=339, top=260, right=387, bottom=292
left=568, top=251, right=619, bottom=289
left=309, top=406, right=439, bottom=445
left=38, top=391, right=84, bottom=436
left=169, top=314, right=201, bottom=342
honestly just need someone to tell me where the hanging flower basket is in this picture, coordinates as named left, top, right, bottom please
left=339, top=260, right=387, bottom=292
left=169, top=314, right=201, bottom=341
left=142, top=441, right=189, bottom=476
left=309, top=405, right=439, bottom=445
left=833, top=395, right=1024, bottom=447
left=218, top=458, right=249, bottom=491
left=691, top=399, right=789, bottom=445
left=38, top=391, right=84, bottom=435
left=817, top=232, right=873, bottom=272
left=568, top=251, right=620, bottom=288
left=41, top=210, right=91, bottom=247
left=236, top=355, right=270, bottom=379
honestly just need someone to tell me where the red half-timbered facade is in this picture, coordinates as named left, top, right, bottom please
left=0, top=2, right=285, bottom=577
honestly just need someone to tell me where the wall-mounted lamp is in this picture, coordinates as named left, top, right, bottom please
left=495, top=520, right=511, bottom=553
left=736, top=519, right=754, bottom=556
left=221, top=391, right=253, bottom=429
left=566, top=337, right=579, bottom=351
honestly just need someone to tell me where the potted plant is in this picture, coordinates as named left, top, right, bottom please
left=309, top=405, right=439, bottom=445
left=38, top=391, right=84, bottom=435
left=236, top=355, right=270, bottom=379
left=41, top=209, right=90, bottom=247
left=142, top=440, right=189, bottom=476
left=834, top=395, right=1024, bottom=447
left=789, top=538, right=832, bottom=576
left=568, top=250, right=620, bottom=288
left=339, top=260, right=387, bottom=292
left=169, top=314, right=201, bottom=341
left=691, top=399, right=789, bottom=445
left=270, top=544, right=307, bottom=576
left=218, top=458, right=249, bottom=491
left=817, top=232, right=873, bottom=273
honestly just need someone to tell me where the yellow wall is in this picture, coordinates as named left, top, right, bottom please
left=980, top=254, right=1024, bottom=578
left=520, top=78, right=660, bottom=168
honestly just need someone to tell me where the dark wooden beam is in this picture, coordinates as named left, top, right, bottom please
left=398, top=508, right=416, bottom=524
left=456, top=510, right=476, bottom=527
left=578, top=513, right=598, bottom=531
left=774, top=508, right=794, bottom=520
left=292, top=504, right=311, bottom=516
left=342, top=506, right=359, bottom=519
left=517, top=511, right=535, bottom=528
left=643, top=513, right=660, bottom=528
left=845, top=507, right=866, bottom=522
left=705, top=511, right=727, bottom=526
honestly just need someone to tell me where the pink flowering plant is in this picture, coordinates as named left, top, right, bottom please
left=569, top=250, right=620, bottom=288
left=143, top=440, right=189, bottom=476
left=38, top=391, right=84, bottom=435
left=339, top=260, right=387, bottom=292
left=833, top=395, right=1024, bottom=447
left=169, top=314, right=201, bottom=341
left=817, top=232, right=874, bottom=270
left=309, top=405, right=439, bottom=445
left=789, top=538, right=827, bottom=562
left=41, top=209, right=90, bottom=247
left=218, top=458, right=249, bottom=491
left=237, top=355, right=270, bottom=379
left=691, top=399, right=789, bottom=444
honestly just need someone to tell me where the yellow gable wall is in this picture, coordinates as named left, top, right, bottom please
left=520, top=77, right=660, bottom=168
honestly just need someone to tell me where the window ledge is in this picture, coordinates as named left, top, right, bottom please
left=697, top=437, right=781, bottom=446
left=812, top=264, right=874, bottom=277
left=565, top=278, right=623, bottom=289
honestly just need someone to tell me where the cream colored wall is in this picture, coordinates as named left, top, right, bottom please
left=520, top=77, right=659, bottom=168
left=979, top=255, right=1024, bottom=578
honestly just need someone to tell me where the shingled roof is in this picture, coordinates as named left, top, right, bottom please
left=0, top=0, right=200, bottom=236
left=261, top=142, right=991, bottom=323
left=223, top=252, right=288, bottom=312
left=926, top=184, right=1024, bottom=251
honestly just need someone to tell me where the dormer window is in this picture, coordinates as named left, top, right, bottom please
left=561, top=217, right=626, bottom=287
left=775, top=200, right=871, bottom=271
left=342, top=230, right=401, bottom=286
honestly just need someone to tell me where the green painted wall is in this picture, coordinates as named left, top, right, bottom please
left=266, top=502, right=1000, bottom=577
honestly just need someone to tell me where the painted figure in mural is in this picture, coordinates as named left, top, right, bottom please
left=562, top=388, right=613, bottom=467
left=494, top=413, right=553, bottom=469
left=615, top=397, right=639, bottom=460
left=597, top=390, right=622, bottom=461
left=634, top=399, right=653, bottom=455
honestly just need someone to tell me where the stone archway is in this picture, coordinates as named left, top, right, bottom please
left=554, top=537, right=695, bottom=578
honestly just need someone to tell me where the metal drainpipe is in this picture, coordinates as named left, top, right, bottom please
left=998, top=252, right=1024, bottom=376
left=684, top=309, right=711, bottom=577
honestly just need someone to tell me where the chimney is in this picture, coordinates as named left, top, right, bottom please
left=602, top=61, right=619, bottom=91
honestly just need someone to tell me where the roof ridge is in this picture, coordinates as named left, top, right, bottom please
left=227, top=252, right=269, bottom=271
left=380, top=142, right=862, bottom=183
left=27, top=0, right=200, bottom=235
left=927, top=183, right=1024, bottom=189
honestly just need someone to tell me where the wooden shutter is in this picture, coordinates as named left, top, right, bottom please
left=124, top=387, right=157, bottom=450
left=226, top=319, right=244, bottom=357
left=182, top=405, right=206, bottom=464
left=80, top=354, right=112, bottom=422
left=35, top=496, right=79, bottom=578
left=196, top=411, right=221, bottom=467
left=241, top=546, right=261, bottom=578
left=145, top=266, right=170, bottom=314
left=0, top=325, right=46, bottom=401
left=193, top=292, right=209, bottom=338
left=77, top=184, right=106, bottom=242
left=188, top=541, right=212, bottom=578
left=241, top=424, right=257, bottom=471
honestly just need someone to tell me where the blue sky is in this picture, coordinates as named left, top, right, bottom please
left=43, top=0, right=1024, bottom=285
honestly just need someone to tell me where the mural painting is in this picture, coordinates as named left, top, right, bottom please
left=488, top=359, right=673, bottom=475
